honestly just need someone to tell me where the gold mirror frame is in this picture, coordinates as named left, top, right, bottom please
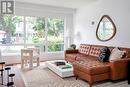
left=96, top=15, right=116, bottom=41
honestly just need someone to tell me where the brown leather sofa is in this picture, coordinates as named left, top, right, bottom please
left=65, top=44, right=130, bottom=87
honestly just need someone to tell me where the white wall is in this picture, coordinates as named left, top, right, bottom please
left=74, top=0, right=130, bottom=48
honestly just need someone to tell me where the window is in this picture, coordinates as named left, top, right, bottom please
left=0, top=15, right=64, bottom=56
left=47, top=18, right=64, bottom=52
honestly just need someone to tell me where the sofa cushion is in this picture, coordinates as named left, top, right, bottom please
left=98, top=47, right=111, bottom=62
left=66, top=53, right=87, bottom=59
left=79, top=44, right=91, bottom=55
left=65, top=53, right=87, bottom=62
left=89, top=45, right=105, bottom=57
left=73, top=57, right=110, bottom=75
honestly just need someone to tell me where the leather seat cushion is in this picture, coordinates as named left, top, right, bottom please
left=66, top=53, right=87, bottom=59
left=73, top=56, right=110, bottom=75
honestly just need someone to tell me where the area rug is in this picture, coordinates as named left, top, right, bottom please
left=21, top=64, right=129, bottom=87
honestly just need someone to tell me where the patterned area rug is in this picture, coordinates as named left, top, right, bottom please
left=21, top=64, right=129, bottom=87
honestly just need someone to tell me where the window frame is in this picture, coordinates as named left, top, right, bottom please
left=0, top=15, right=65, bottom=56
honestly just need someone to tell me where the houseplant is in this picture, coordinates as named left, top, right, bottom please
left=68, top=44, right=76, bottom=50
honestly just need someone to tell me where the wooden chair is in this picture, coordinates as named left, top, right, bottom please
left=21, top=48, right=40, bottom=69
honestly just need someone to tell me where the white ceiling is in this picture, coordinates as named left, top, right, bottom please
left=16, top=0, right=96, bottom=9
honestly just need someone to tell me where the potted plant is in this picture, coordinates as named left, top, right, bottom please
left=68, top=44, right=76, bottom=50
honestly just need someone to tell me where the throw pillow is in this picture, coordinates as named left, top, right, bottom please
left=98, top=47, right=111, bottom=62
left=109, top=47, right=126, bottom=61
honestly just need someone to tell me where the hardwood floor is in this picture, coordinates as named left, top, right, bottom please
left=13, top=67, right=26, bottom=87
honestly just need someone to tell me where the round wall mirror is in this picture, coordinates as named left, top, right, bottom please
left=96, top=15, right=116, bottom=41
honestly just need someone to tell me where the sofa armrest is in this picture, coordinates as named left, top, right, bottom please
left=64, top=49, right=79, bottom=63
left=65, top=49, right=79, bottom=54
left=110, top=58, right=130, bottom=80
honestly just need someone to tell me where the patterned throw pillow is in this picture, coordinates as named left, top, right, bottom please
left=109, top=47, right=126, bottom=61
left=98, top=47, right=111, bottom=62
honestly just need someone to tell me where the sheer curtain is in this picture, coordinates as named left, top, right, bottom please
left=0, top=49, right=2, bottom=61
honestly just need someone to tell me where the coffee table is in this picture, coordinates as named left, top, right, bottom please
left=46, top=60, right=74, bottom=78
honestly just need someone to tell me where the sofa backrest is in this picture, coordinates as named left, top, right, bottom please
left=79, top=44, right=91, bottom=55
left=78, top=44, right=130, bottom=58
left=89, top=45, right=106, bottom=57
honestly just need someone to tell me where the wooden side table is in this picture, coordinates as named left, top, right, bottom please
left=128, top=60, right=130, bottom=84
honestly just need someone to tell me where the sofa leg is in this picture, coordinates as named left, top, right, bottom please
left=89, top=82, right=93, bottom=87
left=89, top=84, right=92, bottom=87
left=76, top=76, right=78, bottom=80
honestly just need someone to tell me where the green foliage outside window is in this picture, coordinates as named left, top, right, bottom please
left=32, top=37, right=64, bottom=51
left=31, top=17, right=64, bottom=52
left=0, top=15, right=64, bottom=52
left=48, top=37, right=64, bottom=51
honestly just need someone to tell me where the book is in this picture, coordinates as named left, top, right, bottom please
left=61, top=65, right=72, bottom=69
left=54, top=61, right=66, bottom=66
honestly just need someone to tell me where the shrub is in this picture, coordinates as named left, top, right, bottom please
left=32, top=37, right=64, bottom=51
